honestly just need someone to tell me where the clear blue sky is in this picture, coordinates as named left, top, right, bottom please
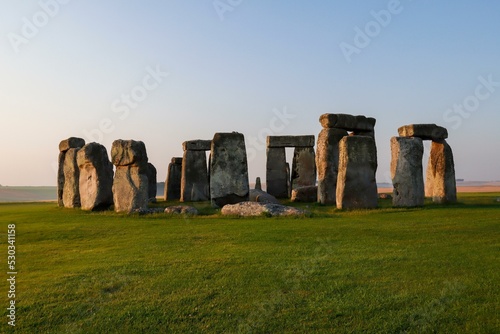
left=1, top=1, right=499, bottom=186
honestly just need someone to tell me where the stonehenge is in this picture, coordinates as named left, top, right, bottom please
left=57, top=116, right=460, bottom=214
left=317, top=113, right=378, bottom=209
left=58, top=137, right=86, bottom=207
left=210, top=132, right=250, bottom=208
left=392, top=124, right=456, bottom=205
left=266, top=135, right=316, bottom=199
left=164, top=157, right=182, bottom=200
left=77, top=142, right=114, bottom=211
left=180, top=140, right=211, bottom=202
left=111, top=140, right=149, bottom=213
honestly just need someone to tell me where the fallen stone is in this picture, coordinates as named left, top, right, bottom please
left=398, top=124, right=448, bottom=141
left=249, top=189, right=280, bottom=204
left=267, top=135, right=315, bottom=148
left=182, top=140, right=212, bottom=151
left=210, top=132, right=250, bottom=207
left=319, top=113, right=376, bottom=131
left=111, top=139, right=148, bottom=166
left=221, top=202, right=307, bottom=217
left=336, top=136, right=378, bottom=209
left=77, top=143, right=114, bottom=211
left=291, top=185, right=318, bottom=202
left=316, top=128, right=348, bottom=204
left=425, top=140, right=457, bottom=203
left=147, top=163, right=157, bottom=202
left=164, top=205, right=199, bottom=215
left=59, top=137, right=85, bottom=152
left=391, top=137, right=424, bottom=207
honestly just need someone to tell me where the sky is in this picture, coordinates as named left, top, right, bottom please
left=1, top=0, right=499, bottom=186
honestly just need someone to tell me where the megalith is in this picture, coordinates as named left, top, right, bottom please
left=390, top=137, right=424, bottom=207
left=291, top=147, right=316, bottom=190
left=316, top=128, right=348, bottom=204
left=425, top=140, right=457, bottom=203
left=62, top=148, right=81, bottom=208
left=111, top=139, right=149, bottom=213
left=336, top=136, right=378, bottom=209
left=180, top=140, right=211, bottom=202
left=147, top=163, right=157, bottom=202
left=77, top=142, right=114, bottom=211
left=57, top=137, right=85, bottom=207
left=266, top=147, right=287, bottom=198
left=210, top=132, right=249, bottom=208
left=164, top=157, right=182, bottom=201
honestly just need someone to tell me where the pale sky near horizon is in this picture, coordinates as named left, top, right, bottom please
left=1, top=1, right=499, bottom=186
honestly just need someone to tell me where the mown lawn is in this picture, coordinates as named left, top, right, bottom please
left=1, top=193, right=499, bottom=333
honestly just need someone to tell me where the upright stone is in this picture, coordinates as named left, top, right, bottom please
left=62, top=148, right=81, bottom=208
left=147, top=163, right=157, bottom=202
left=255, top=177, right=262, bottom=191
left=390, top=137, right=424, bottom=207
left=164, top=157, right=182, bottom=201
left=336, top=136, right=378, bottom=209
left=111, top=140, right=149, bottom=213
left=286, top=163, right=291, bottom=198
left=425, top=140, right=457, bottom=203
left=266, top=147, right=288, bottom=198
left=316, top=128, right=348, bottom=204
left=210, top=132, right=250, bottom=207
left=77, top=143, right=113, bottom=211
left=181, top=150, right=209, bottom=202
left=291, top=147, right=316, bottom=190
left=57, top=137, right=85, bottom=207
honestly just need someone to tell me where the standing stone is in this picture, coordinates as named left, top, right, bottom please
left=210, top=132, right=250, bottom=207
left=425, top=140, right=457, bottom=203
left=77, top=143, right=114, bottom=211
left=291, top=147, right=316, bottom=190
left=58, top=137, right=85, bottom=207
left=266, top=147, right=288, bottom=198
left=390, top=137, right=424, bottom=207
left=286, top=163, right=291, bottom=198
left=255, top=177, right=262, bottom=191
left=164, top=157, right=182, bottom=201
left=181, top=150, right=209, bottom=202
left=336, top=136, right=378, bottom=209
left=316, top=128, right=348, bottom=204
left=111, top=140, right=149, bottom=213
left=62, top=148, right=81, bottom=208
left=147, top=163, right=157, bottom=202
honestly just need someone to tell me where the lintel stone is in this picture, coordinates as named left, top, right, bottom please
left=267, top=135, right=315, bottom=148
left=319, top=113, right=376, bottom=131
left=182, top=140, right=212, bottom=151
left=398, top=124, right=448, bottom=141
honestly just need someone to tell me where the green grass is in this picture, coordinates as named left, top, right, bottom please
left=1, top=194, right=499, bottom=333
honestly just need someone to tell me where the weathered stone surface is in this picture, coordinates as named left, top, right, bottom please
left=286, top=163, right=291, bottom=198
left=221, top=202, right=307, bottom=217
left=336, top=136, right=378, bottom=209
left=164, top=157, right=182, bottom=201
left=113, top=166, right=149, bottom=213
left=77, top=143, right=114, bottom=211
left=147, top=163, right=157, bottom=202
left=62, top=148, right=81, bottom=208
left=266, top=147, right=288, bottom=198
left=291, top=185, right=318, bottom=202
left=249, top=189, right=280, bottom=204
left=164, top=205, right=198, bottom=215
left=182, top=140, right=212, bottom=151
left=425, top=140, right=457, bottom=203
left=291, top=147, right=316, bottom=190
left=352, top=129, right=375, bottom=139
left=181, top=150, right=209, bottom=202
left=210, top=132, right=250, bottom=207
left=59, top=137, right=85, bottom=152
left=398, top=124, right=448, bottom=141
left=316, top=128, right=348, bottom=204
left=390, top=137, right=424, bottom=207
left=57, top=137, right=85, bottom=206
left=267, top=135, right=315, bottom=148
left=111, top=139, right=148, bottom=166
left=319, top=113, right=376, bottom=131
left=255, top=177, right=262, bottom=191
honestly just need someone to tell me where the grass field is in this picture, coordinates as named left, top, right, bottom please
left=1, top=194, right=499, bottom=333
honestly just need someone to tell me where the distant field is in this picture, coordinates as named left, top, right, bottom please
left=0, top=194, right=498, bottom=333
